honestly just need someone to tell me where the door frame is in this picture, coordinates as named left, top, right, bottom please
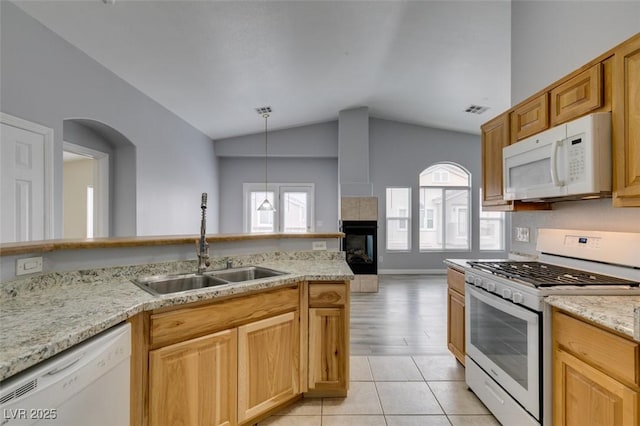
left=63, top=141, right=110, bottom=238
left=1, top=112, right=54, bottom=239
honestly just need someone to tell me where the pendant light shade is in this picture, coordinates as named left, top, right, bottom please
left=258, top=111, right=275, bottom=212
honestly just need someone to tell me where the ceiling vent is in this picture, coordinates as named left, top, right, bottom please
left=255, top=106, right=272, bottom=115
left=465, top=105, right=489, bottom=115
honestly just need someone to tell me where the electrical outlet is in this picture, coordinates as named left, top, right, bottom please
left=515, top=227, right=530, bottom=243
left=16, top=256, right=43, bottom=276
left=378, top=255, right=383, bottom=263
left=312, top=241, right=327, bottom=251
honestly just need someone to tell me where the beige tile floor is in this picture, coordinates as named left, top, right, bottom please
left=258, top=275, right=500, bottom=426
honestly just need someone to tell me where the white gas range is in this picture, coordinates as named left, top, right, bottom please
left=463, top=229, right=640, bottom=426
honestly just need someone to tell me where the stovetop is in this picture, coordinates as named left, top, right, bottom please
left=467, top=261, right=640, bottom=288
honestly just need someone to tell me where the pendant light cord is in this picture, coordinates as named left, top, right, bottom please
left=263, top=113, right=269, bottom=196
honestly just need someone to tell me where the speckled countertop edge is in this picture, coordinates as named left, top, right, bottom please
left=545, top=295, right=640, bottom=342
left=0, top=252, right=353, bottom=381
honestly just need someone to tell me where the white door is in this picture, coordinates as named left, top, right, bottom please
left=1, top=117, right=51, bottom=243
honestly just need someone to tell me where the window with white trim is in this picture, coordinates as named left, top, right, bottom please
left=243, top=183, right=314, bottom=233
left=479, top=188, right=505, bottom=250
left=386, top=187, right=411, bottom=251
left=419, top=163, right=470, bottom=251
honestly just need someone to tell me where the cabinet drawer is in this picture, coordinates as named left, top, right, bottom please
left=510, top=93, right=549, bottom=143
left=150, top=286, right=299, bottom=348
left=309, top=283, right=347, bottom=307
left=447, top=268, right=465, bottom=295
left=553, top=310, right=640, bottom=387
left=550, top=63, right=603, bottom=126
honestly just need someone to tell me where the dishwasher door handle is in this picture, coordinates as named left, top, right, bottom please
left=46, top=355, right=83, bottom=376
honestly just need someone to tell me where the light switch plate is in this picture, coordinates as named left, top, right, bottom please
left=312, top=241, right=327, bottom=251
left=515, top=227, right=530, bottom=243
left=16, top=256, right=43, bottom=276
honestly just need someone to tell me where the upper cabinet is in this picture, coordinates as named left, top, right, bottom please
left=482, top=32, right=640, bottom=208
left=550, top=63, right=603, bottom=126
left=510, top=93, right=549, bottom=143
left=612, top=34, right=640, bottom=206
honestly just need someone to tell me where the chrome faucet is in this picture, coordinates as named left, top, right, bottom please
left=196, top=193, right=210, bottom=274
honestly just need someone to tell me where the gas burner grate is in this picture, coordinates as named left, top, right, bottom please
left=468, top=261, right=639, bottom=287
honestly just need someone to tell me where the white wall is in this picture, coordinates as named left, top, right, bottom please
left=511, top=1, right=640, bottom=104
left=1, top=2, right=219, bottom=237
left=510, top=1, right=640, bottom=256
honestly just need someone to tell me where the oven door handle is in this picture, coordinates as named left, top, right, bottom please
left=466, top=284, right=539, bottom=323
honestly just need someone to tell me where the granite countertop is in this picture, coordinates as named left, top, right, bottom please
left=545, top=295, right=640, bottom=342
left=0, top=252, right=353, bottom=381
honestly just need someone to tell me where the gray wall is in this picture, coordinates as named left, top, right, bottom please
left=511, top=1, right=640, bottom=105
left=218, top=157, right=339, bottom=233
left=510, top=1, right=640, bottom=256
left=369, top=118, right=509, bottom=271
left=1, top=2, right=219, bottom=237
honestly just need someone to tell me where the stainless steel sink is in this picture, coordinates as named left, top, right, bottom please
left=132, top=266, right=287, bottom=296
left=208, top=266, right=285, bottom=282
left=132, top=273, right=229, bottom=296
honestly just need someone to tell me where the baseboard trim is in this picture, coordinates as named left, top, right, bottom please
left=378, top=268, right=447, bottom=275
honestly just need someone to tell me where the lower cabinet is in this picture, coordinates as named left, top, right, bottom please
left=238, top=312, right=299, bottom=423
left=149, top=329, right=237, bottom=426
left=134, top=281, right=350, bottom=426
left=308, top=308, right=347, bottom=394
left=446, top=267, right=465, bottom=365
left=552, top=309, right=640, bottom=426
left=306, top=281, right=350, bottom=397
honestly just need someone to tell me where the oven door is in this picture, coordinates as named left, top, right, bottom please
left=465, top=284, right=540, bottom=419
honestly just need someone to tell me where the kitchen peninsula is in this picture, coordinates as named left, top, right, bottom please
left=0, top=232, right=352, bottom=426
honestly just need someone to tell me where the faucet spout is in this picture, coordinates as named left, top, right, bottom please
left=196, top=193, right=210, bottom=274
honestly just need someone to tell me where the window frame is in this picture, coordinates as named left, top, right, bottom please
left=479, top=188, right=505, bottom=251
left=243, top=183, right=315, bottom=233
left=385, top=187, right=412, bottom=252
left=419, top=163, right=471, bottom=252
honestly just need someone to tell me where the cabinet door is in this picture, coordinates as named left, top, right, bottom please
left=308, top=307, right=348, bottom=395
left=481, top=113, right=510, bottom=207
left=510, top=93, right=549, bottom=143
left=553, top=348, right=639, bottom=426
left=447, top=289, right=465, bottom=366
left=149, top=329, right=237, bottom=426
left=238, top=311, right=300, bottom=423
left=613, top=34, right=640, bottom=207
left=550, top=63, right=603, bottom=126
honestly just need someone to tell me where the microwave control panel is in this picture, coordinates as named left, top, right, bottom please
left=567, top=135, right=585, bottom=182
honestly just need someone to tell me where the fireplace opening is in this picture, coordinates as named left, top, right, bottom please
left=340, top=221, right=377, bottom=274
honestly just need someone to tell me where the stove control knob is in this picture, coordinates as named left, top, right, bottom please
left=512, top=292, right=524, bottom=304
left=486, top=282, right=496, bottom=292
left=474, top=277, right=483, bottom=287
left=502, top=288, right=512, bottom=299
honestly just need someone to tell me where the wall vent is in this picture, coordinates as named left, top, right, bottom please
left=465, top=105, right=489, bottom=114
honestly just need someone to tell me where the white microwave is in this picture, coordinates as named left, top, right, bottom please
left=503, top=112, right=611, bottom=201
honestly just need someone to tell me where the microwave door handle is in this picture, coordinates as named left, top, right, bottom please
left=551, top=139, right=564, bottom=187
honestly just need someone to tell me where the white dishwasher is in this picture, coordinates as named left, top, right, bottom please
left=0, top=323, right=131, bottom=426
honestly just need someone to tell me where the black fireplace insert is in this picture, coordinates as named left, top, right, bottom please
left=340, top=220, right=377, bottom=274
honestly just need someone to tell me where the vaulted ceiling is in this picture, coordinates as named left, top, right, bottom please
left=13, top=0, right=511, bottom=139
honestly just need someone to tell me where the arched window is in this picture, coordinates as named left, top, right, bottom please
left=419, top=163, right=470, bottom=251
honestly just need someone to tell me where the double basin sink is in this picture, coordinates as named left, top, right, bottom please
left=132, top=266, right=287, bottom=296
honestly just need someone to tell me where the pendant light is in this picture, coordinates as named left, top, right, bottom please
left=257, top=109, right=275, bottom=211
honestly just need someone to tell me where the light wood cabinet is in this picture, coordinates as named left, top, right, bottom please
left=510, top=93, right=549, bottom=143
left=550, top=63, right=603, bottom=126
left=481, top=113, right=510, bottom=208
left=613, top=33, right=640, bottom=207
left=307, top=281, right=350, bottom=396
left=552, top=309, right=640, bottom=426
left=446, top=267, right=465, bottom=365
left=149, top=329, right=237, bottom=426
left=238, top=312, right=300, bottom=424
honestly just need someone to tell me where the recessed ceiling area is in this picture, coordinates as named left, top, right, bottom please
left=12, top=0, right=511, bottom=139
